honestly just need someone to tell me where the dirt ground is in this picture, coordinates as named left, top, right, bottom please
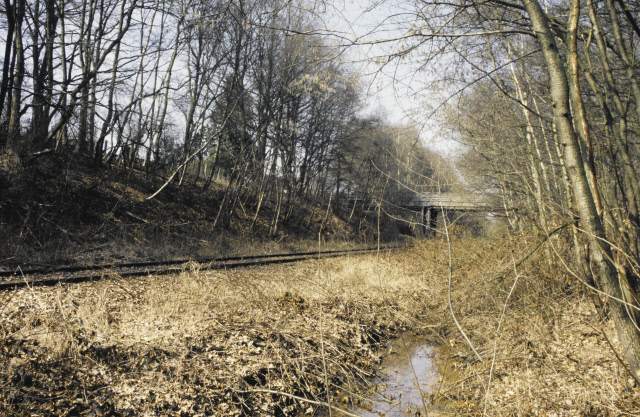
left=1, top=238, right=639, bottom=416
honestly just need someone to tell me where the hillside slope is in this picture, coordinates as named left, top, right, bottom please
left=0, top=152, right=395, bottom=269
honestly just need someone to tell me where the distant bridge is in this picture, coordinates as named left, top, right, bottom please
left=344, top=191, right=500, bottom=237
left=399, top=192, right=492, bottom=211
left=399, top=192, right=495, bottom=237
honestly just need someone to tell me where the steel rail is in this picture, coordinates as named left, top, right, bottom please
left=0, top=245, right=405, bottom=290
left=0, top=247, right=388, bottom=277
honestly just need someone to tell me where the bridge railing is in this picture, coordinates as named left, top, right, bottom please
left=400, top=192, right=495, bottom=210
left=344, top=191, right=501, bottom=211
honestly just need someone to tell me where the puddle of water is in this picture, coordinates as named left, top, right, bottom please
left=337, top=335, right=441, bottom=416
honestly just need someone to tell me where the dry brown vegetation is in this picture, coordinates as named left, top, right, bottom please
left=1, top=236, right=639, bottom=416
left=428, top=236, right=640, bottom=416
left=0, top=248, right=427, bottom=416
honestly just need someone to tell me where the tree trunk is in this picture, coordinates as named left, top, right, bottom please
left=523, top=0, right=640, bottom=380
left=0, top=0, right=15, bottom=125
left=6, top=0, right=24, bottom=151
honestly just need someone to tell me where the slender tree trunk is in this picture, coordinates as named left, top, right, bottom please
left=568, top=0, right=603, bottom=219
left=523, top=0, right=640, bottom=380
left=0, top=0, right=15, bottom=124
left=586, top=0, right=640, bottom=236
left=511, top=70, right=549, bottom=232
left=55, top=0, right=69, bottom=150
left=94, top=9, right=124, bottom=164
left=6, top=0, right=24, bottom=151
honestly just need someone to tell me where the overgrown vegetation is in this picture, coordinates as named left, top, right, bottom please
left=0, top=151, right=419, bottom=268
left=2, top=237, right=638, bottom=416
left=369, top=0, right=640, bottom=383
left=3, top=0, right=640, bottom=414
left=414, top=234, right=639, bottom=416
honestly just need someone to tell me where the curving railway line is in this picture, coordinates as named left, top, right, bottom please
left=0, top=245, right=405, bottom=290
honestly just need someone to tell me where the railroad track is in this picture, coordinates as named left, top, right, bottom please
left=0, top=245, right=404, bottom=290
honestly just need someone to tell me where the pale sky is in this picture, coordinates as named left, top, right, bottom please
left=309, top=1, right=462, bottom=155
left=315, top=1, right=417, bottom=123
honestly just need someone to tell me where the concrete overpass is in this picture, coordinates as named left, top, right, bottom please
left=400, top=193, right=492, bottom=211
left=344, top=191, right=499, bottom=237
left=399, top=192, right=496, bottom=237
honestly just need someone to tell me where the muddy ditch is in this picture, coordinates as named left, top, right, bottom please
left=333, top=334, right=444, bottom=417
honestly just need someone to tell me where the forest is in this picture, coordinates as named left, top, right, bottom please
left=2, top=0, right=640, bottom=415
left=0, top=0, right=450, bottom=234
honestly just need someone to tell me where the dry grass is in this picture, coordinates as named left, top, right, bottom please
left=426, top=235, right=640, bottom=416
left=0, top=248, right=440, bottom=416
left=1, top=236, right=639, bottom=416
